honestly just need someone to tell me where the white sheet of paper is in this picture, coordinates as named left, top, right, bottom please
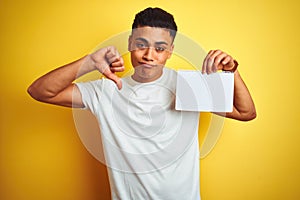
left=175, top=71, right=234, bottom=112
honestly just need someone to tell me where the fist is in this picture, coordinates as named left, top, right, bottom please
left=202, top=49, right=238, bottom=74
left=90, top=46, right=125, bottom=89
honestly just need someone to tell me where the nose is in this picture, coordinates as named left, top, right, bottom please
left=142, top=47, right=155, bottom=61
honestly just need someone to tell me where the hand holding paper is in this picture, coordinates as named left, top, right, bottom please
left=202, top=49, right=238, bottom=74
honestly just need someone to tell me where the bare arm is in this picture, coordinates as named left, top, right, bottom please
left=224, top=70, right=256, bottom=121
left=27, top=46, right=124, bottom=108
left=202, top=49, right=256, bottom=121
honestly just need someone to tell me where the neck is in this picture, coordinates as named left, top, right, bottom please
left=131, top=70, right=163, bottom=83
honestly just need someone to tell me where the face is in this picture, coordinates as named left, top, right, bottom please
left=128, top=26, right=174, bottom=83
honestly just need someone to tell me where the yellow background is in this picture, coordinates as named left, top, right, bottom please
left=1, top=0, right=299, bottom=199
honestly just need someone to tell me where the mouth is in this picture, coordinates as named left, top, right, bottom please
left=138, top=62, right=156, bottom=68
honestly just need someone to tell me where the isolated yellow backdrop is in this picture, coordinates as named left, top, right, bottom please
left=1, top=0, right=300, bottom=200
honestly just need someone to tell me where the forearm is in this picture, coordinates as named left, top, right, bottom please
left=27, top=55, right=95, bottom=101
left=225, top=70, right=256, bottom=121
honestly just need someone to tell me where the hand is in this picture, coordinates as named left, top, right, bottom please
left=89, top=46, right=125, bottom=89
left=202, top=49, right=238, bottom=74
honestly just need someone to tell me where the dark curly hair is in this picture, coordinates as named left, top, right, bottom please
left=132, top=7, right=177, bottom=40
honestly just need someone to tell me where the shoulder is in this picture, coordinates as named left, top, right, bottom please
left=163, top=67, right=177, bottom=77
left=76, top=77, right=118, bottom=94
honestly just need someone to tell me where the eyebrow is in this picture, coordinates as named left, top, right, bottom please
left=135, top=37, right=168, bottom=45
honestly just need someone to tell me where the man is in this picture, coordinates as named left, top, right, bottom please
left=28, top=7, right=256, bottom=200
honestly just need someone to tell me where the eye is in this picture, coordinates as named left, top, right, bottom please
left=155, top=46, right=166, bottom=52
left=136, top=43, right=146, bottom=49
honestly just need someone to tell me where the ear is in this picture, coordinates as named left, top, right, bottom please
left=128, top=35, right=132, bottom=52
left=167, top=44, right=174, bottom=59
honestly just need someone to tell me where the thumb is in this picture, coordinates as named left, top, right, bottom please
left=104, top=71, right=122, bottom=90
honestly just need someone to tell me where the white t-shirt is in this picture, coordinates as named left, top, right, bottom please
left=76, top=68, right=201, bottom=200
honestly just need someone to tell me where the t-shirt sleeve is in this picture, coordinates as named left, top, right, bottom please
left=75, top=79, right=104, bottom=113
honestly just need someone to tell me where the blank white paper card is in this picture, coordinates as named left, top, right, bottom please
left=175, top=71, right=234, bottom=112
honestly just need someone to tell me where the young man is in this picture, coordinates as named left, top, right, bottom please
left=28, top=7, right=256, bottom=200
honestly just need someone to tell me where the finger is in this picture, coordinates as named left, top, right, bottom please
left=219, top=54, right=234, bottom=71
left=110, top=59, right=125, bottom=73
left=202, top=50, right=214, bottom=74
left=223, top=58, right=235, bottom=71
left=214, top=53, right=228, bottom=71
left=208, top=50, right=223, bottom=73
left=104, top=71, right=122, bottom=90
left=110, top=66, right=125, bottom=73
left=108, top=55, right=124, bottom=67
left=106, top=53, right=119, bottom=65
left=221, top=55, right=232, bottom=65
left=106, top=47, right=123, bottom=65
left=110, top=59, right=124, bottom=68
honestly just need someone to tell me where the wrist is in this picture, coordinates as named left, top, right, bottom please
left=82, top=54, right=98, bottom=72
